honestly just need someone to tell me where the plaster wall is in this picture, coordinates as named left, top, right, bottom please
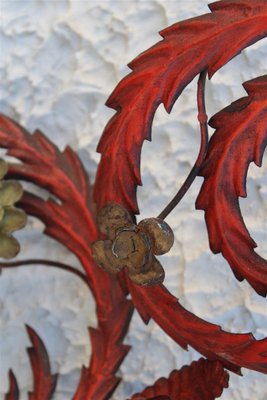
left=0, top=1, right=266, bottom=399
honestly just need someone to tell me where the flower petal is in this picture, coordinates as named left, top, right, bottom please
left=92, top=239, right=124, bottom=274
left=129, top=254, right=165, bottom=286
left=97, top=202, right=134, bottom=239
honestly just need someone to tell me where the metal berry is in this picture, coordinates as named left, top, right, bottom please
left=92, top=203, right=174, bottom=286
left=0, top=159, right=27, bottom=259
left=138, top=217, right=174, bottom=255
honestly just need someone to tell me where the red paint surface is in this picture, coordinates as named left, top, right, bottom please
left=2, top=1, right=267, bottom=399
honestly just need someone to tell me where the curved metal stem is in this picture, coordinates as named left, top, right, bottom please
left=157, top=70, right=209, bottom=220
left=0, top=258, right=90, bottom=288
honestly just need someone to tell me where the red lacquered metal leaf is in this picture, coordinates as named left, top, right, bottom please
left=18, top=193, right=133, bottom=399
left=0, top=113, right=97, bottom=244
left=196, top=75, right=267, bottom=296
left=94, top=0, right=267, bottom=214
left=0, top=114, right=98, bottom=291
left=128, top=280, right=267, bottom=375
left=26, top=325, right=57, bottom=400
left=5, top=370, right=19, bottom=400
left=74, top=326, right=131, bottom=400
left=0, top=115, right=133, bottom=399
left=93, top=0, right=267, bottom=379
left=131, top=358, right=229, bottom=400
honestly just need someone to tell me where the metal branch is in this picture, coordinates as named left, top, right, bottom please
left=157, top=70, right=209, bottom=220
left=0, top=258, right=90, bottom=288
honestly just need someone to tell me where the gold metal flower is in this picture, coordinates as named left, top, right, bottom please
left=92, top=203, right=174, bottom=286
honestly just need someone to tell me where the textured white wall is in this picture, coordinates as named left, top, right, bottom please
left=0, top=1, right=266, bottom=399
